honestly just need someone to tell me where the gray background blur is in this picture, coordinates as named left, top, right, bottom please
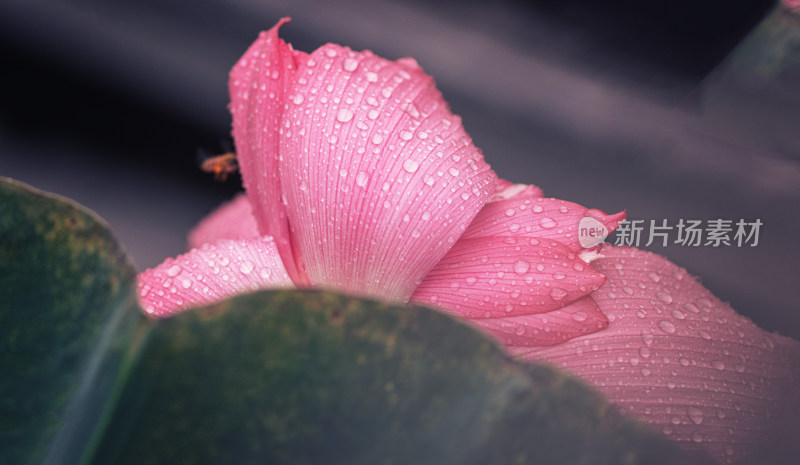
left=1, top=0, right=798, bottom=338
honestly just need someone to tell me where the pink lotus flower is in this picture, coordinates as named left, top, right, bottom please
left=138, top=19, right=799, bottom=464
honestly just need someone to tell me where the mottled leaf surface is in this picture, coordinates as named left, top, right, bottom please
left=0, top=178, right=143, bottom=465
left=93, top=290, right=713, bottom=465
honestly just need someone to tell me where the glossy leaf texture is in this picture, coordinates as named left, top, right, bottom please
left=0, top=178, right=145, bottom=465
left=91, top=290, right=713, bottom=465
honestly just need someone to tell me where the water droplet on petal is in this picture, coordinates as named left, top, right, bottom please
left=356, top=172, right=369, bottom=187
left=166, top=264, right=182, bottom=277
left=550, top=287, right=568, bottom=300
left=712, top=360, right=725, bottom=371
left=688, top=407, right=704, bottom=424
left=658, top=320, right=677, bottom=334
left=337, top=108, right=354, bottom=123
left=403, top=159, right=419, bottom=173
left=656, top=291, right=673, bottom=304
left=239, top=261, right=255, bottom=274
left=540, top=217, right=557, bottom=229
left=571, top=311, right=588, bottom=322
left=343, top=57, right=359, bottom=71
left=684, top=302, right=700, bottom=313
left=513, top=260, right=530, bottom=275
left=671, top=309, right=686, bottom=320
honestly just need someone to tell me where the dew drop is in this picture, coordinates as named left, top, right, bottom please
left=647, top=271, right=661, bottom=282
left=658, top=320, right=677, bottom=334
left=342, top=58, right=359, bottom=72
left=356, top=172, right=369, bottom=187
left=711, top=360, right=725, bottom=371
left=684, top=302, right=700, bottom=313
left=466, top=277, right=478, bottom=285
left=239, top=261, right=255, bottom=274
left=688, top=407, right=704, bottom=424
left=402, top=159, right=419, bottom=173
left=641, top=330, right=655, bottom=345
left=399, top=131, right=413, bottom=141
left=293, top=94, right=305, bottom=105
left=571, top=311, right=588, bottom=322
left=166, top=264, right=182, bottom=277
left=515, top=326, right=526, bottom=336
left=514, top=260, right=530, bottom=275
left=657, top=291, right=673, bottom=304
left=540, top=217, right=557, bottom=229
left=336, top=108, right=354, bottom=123
left=671, top=309, right=686, bottom=320
left=550, top=287, right=568, bottom=300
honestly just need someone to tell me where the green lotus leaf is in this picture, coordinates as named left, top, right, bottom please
left=92, top=290, right=712, bottom=465
left=0, top=178, right=144, bottom=465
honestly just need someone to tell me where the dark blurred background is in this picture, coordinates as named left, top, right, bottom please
left=1, top=0, right=799, bottom=338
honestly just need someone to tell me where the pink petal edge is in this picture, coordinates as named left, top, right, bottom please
left=411, top=236, right=606, bottom=318
left=473, top=296, right=608, bottom=346
left=462, top=196, right=625, bottom=252
left=489, top=179, right=543, bottom=201
left=229, top=18, right=308, bottom=285
left=410, top=235, right=608, bottom=346
left=137, top=236, right=293, bottom=318
left=513, top=246, right=800, bottom=464
left=187, top=193, right=260, bottom=249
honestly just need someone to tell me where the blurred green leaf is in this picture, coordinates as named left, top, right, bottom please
left=728, top=4, right=800, bottom=81
left=0, top=178, right=144, bottom=465
left=92, top=290, right=713, bottom=465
